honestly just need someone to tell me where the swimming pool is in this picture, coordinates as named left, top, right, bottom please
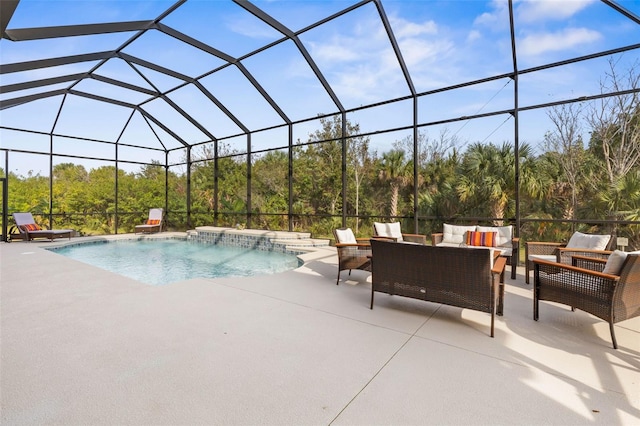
left=50, top=239, right=302, bottom=286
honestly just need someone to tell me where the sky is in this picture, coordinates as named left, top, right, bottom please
left=1, top=0, right=639, bottom=176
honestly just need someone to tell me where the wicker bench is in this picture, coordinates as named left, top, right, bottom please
left=370, top=239, right=506, bottom=337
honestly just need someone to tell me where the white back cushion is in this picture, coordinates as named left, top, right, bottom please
left=442, top=223, right=476, bottom=244
left=602, top=250, right=640, bottom=275
left=374, top=222, right=403, bottom=242
left=477, top=225, right=512, bottom=247
left=335, top=228, right=356, bottom=244
left=13, top=212, right=36, bottom=226
left=566, top=232, right=610, bottom=250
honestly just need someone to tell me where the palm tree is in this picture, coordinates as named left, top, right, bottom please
left=456, top=142, right=551, bottom=225
left=378, top=149, right=412, bottom=219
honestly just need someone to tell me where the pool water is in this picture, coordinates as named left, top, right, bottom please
left=51, top=239, right=302, bottom=286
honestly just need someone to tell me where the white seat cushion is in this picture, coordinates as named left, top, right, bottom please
left=566, top=232, right=610, bottom=250
left=442, top=223, right=476, bottom=244
left=529, top=254, right=557, bottom=262
left=374, top=222, right=403, bottom=242
left=335, top=228, right=357, bottom=244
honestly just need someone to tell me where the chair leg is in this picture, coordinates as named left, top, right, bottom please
left=533, top=268, right=539, bottom=320
left=610, top=322, right=618, bottom=349
left=336, top=270, right=341, bottom=285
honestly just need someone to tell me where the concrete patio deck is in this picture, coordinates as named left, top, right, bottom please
left=1, top=236, right=639, bottom=425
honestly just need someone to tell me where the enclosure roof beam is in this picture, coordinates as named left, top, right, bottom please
left=234, top=0, right=345, bottom=113
left=118, top=52, right=192, bottom=83
left=0, top=0, right=19, bottom=38
left=601, top=0, right=640, bottom=25
left=192, top=81, right=250, bottom=134
left=372, top=0, right=415, bottom=96
left=68, top=89, right=137, bottom=109
left=0, top=73, right=87, bottom=94
left=155, top=22, right=290, bottom=125
left=161, top=94, right=218, bottom=142
left=139, top=107, right=190, bottom=147
left=0, top=88, right=66, bottom=110
left=3, top=21, right=155, bottom=41
left=0, top=51, right=116, bottom=74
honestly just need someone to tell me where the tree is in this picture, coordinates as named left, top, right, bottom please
left=393, top=128, right=459, bottom=170
left=378, top=149, right=412, bottom=219
left=457, top=143, right=511, bottom=222
left=586, top=58, right=640, bottom=187
left=544, top=103, right=588, bottom=221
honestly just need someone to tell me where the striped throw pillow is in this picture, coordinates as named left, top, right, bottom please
left=20, top=223, right=41, bottom=232
left=465, top=231, right=497, bottom=247
left=147, top=219, right=160, bottom=225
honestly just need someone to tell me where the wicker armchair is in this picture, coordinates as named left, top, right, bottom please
left=333, top=228, right=373, bottom=285
left=372, top=222, right=427, bottom=244
left=525, top=232, right=614, bottom=284
left=533, top=253, right=640, bottom=349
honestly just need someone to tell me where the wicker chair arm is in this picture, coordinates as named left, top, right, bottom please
left=492, top=256, right=507, bottom=276
left=572, top=255, right=608, bottom=272
left=335, top=242, right=371, bottom=248
left=355, top=237, right=372, bottom=243
left=533, top=258, right=620, bottom=280
left=557, top=248, right=612, bottom=264
left=431, top=233, right=444, bottom=246
left=402, top=233, right=427, bottom=244
left=526, top=241, right=564, bottom=256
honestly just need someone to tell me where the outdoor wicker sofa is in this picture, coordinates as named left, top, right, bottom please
left=432, top=223, right=519, bottom=279
left=533, top=251, right=640, bottom=349
left=370, top=239, right=506, bottom=337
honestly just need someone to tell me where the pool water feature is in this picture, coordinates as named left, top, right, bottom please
left=50, top=239, right=302, bottom=286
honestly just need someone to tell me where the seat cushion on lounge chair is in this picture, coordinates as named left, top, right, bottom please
left=442, top=224, right=476, bottom=244
left=335, top=228, right=357, bottom=244
left=373, top=222, right=403, bottom=242
left=566, top=232, right=611, bottom=250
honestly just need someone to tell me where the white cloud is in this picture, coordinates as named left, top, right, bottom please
left=391, top=18, right=439, bottom=39
left=467, top=30, right=482, bottom=42
left=516, top=0, right=596, bottom=23
left=519, top=27, right=601, bottom=55
left=311, top=39, right=361, bottom=63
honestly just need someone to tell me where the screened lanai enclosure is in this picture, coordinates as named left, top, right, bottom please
left=1, top=0, right=639, bottom=247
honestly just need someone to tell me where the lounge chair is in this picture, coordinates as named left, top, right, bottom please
left=12, top=212, right=73, bottom=242
left=373, top=221, right=427, bottom=244
left=525, top=231, right=614, bottom=284
left=533, top=250, right=640, bottom=349
left=135, top=208, right=164, bottom=234
left=333, top=227, right=372, bottom=285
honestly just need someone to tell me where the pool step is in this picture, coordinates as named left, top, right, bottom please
left=190, top=227, right=330, bottom=253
